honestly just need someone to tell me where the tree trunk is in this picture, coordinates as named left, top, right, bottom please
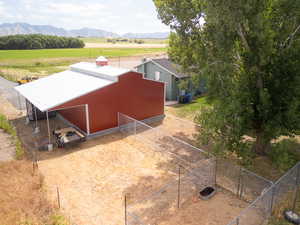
left=253, top=130, right=271, bottom=155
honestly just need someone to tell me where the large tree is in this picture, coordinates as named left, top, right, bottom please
left=154, top=0, right=300, bottom=155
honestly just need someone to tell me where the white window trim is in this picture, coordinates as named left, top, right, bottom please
left=155, top=71, right=160, bottom=81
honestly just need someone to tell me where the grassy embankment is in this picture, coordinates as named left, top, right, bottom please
left=0, top=113, right=69, bottom=224
left=0, top=114, right=24, bottom=159
left=0, top=47, right=166, bottom=81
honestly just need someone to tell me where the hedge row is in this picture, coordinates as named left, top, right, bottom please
left=0, top=34, right=85, bottom=50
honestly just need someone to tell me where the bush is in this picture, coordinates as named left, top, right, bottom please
left=0, top=34, right=85, bottom=50
left=268, top=139, right=300, bottom=172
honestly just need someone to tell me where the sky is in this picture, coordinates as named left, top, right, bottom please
left=0, top=0, right=170, bottom=34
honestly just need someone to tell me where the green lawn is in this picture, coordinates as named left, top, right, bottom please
left=0, top=47, right=166, bottom=62
left=167, top=96, right=211, bottom=120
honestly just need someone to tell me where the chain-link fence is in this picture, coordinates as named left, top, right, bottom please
left=118, top=113, right=275, bottom=225
left=126, top=163, right=216, bottom=225
left=216, top=158, right=273, bottom=203
left=227, top=162, right=300, bottom=225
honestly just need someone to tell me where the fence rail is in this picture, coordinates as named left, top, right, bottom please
left=227, top=162, right=300, bottom=225
left=118, top=113, right=276, bottom=225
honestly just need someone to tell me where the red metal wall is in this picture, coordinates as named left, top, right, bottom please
left=51, top=72, right=164, bottom=134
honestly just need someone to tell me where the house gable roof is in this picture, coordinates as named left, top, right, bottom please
left=137, top=58, right=189, bottom=78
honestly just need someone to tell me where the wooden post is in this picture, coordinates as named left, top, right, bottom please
left=177, top=165, right=181, bottom=209
left=124, top=194, right=127, bottom=225
left=57, top=187, right=61, bottom=209
left=32, top=161, right=35, bottom=176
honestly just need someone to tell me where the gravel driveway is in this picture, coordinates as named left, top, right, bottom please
left=0, top=77, right=25, bottom=110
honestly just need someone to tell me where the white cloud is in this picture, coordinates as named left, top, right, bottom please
left=0, top=0, right=170, bottom=33
left=0, top=1, right=7, bottom=17
left=47, top=2, right=106, bottom=16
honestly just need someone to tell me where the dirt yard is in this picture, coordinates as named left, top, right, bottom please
left=37, top=132, right=179, bottom=225
left=22, top=113, right=247, bottom=225
left=158, top=189, right=247, bottom=225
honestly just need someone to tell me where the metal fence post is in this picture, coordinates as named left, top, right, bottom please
left=134, top=121, right=137, bottom=136
left=292, top=164, right=300, bottom=211
left=177, top=165, right=181, bottom=209
left=270, top=186, right=276, bottom=216
left=239, top=169, right=244, bottom=199
left=214, top=157, right=218, bottom=187
left=237, top=167, right=242, bottom=198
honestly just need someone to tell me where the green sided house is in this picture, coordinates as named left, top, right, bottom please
left=136, top=58, right=188, bottom=101
left=136, top=58, right=206, bottom=101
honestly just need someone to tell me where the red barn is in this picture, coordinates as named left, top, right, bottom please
left=15, top=57, right=165, bottom=137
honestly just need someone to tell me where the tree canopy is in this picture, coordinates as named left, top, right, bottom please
left=0, top=34, right=85, bottom=50
left=154, top=0, right=300, bottom=156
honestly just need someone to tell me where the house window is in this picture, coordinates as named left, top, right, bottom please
left=155, top=71, right=160, bottom=81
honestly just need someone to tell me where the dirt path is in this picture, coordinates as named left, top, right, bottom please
left=0, top=130, right=15, bottom=161
left=84, top=43, right=167, bottom=48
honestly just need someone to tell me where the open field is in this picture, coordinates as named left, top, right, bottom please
left=0, top=47, right=166, bottom=62
left=0, top=47, right=166, bottom=81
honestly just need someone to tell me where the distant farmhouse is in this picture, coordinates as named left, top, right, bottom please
left=136, top=58, right=206, bottom=101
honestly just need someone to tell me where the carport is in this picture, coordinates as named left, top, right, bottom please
left=14, top=68, right=114, bottom=150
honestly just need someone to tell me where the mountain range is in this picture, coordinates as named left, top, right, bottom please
left=0, top=23, right=169, bottom=39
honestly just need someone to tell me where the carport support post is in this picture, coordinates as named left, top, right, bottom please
left=292, top=165, right=300, bottom=211
left=17, top=92, right=22, bottom=115
left=33, top=106, right=39, bottom=133
left=46, top=111, right=52, bottom=151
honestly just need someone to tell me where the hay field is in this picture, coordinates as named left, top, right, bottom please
left=0, top=47, right=166, bottom=82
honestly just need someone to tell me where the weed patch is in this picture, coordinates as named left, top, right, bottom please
left=268, top=139, right=300, bottom=172
left=0, top=114, right=24, bottom=159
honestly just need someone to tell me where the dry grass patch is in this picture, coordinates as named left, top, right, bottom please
left=0, top=160, right=62, bottom=225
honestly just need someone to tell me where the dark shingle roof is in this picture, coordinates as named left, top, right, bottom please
left=151, top=58, right=188, bottom=78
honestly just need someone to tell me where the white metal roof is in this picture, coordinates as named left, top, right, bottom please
left=15, top=70, right=115, bottom=112
left=70, top=62, right=131, bottom=81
